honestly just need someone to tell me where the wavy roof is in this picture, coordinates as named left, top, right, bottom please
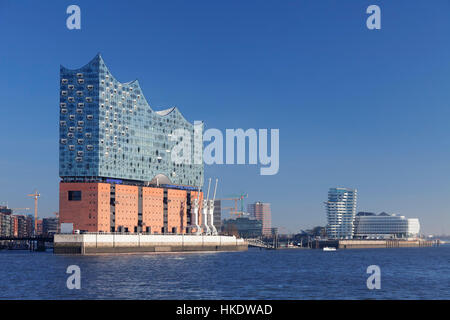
left=61, top=53, right=193, bottom=124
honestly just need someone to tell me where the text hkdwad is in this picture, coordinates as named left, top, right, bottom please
left=176, top=304, right=272, bottom=317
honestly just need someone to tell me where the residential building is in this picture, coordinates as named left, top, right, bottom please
left=247, top=202, right=272, bottom=236
left=25, top=215, right=34, bottom=236
left=11, top=215, right=30, bottom=237
left=325, top=188, right=357, bottom=239
left=36, top=219, right=43, bottom=236
left=0, top=212, right=12, bottom=237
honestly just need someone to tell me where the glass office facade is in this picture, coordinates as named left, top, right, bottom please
left=59, top=54, right=203, bottom=187
left=325, top=188, right=357, bottom=239
left=354, top=212, right=420, bottom=239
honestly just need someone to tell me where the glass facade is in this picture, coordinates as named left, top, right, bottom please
left=354, top=212, right=420, bottom=239
left=325, top=188, right=357, bottom=239
left=222, top=217, right=263, bottom=238
left=59, top=54, right=203, bottom=187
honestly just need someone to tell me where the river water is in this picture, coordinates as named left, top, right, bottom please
left=0, top=245, right=449, bottom=299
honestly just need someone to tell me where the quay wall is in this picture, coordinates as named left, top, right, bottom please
left=54, top=234, right=248, bottom=254
left=315, top=239, right=435, bottom=249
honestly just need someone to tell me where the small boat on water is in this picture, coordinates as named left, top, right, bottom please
left=323, top=247, right=336, bottom=251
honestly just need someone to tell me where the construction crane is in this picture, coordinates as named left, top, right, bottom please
left=0, top=203, right=30, bottom=212
left=27, top=190, right=41, bottom=235
left=230, top=193, right=248, bottom=214
left=10, top=207, right=31, bottom=212
left=215, top=199, right=240, bottom=218
left=216, top=193, right=248, bottom=218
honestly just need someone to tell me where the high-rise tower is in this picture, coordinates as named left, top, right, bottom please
left=325, top=188, right=357, bottom=239
left=247, top=202, right=272, bottom=236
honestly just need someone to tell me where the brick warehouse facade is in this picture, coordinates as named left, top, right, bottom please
left=59, top=182, right=203, bottom=233
left=59, top=54, right=205, bottom=234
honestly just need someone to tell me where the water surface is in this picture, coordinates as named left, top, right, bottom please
left=0, top=246, right=449, bottom=299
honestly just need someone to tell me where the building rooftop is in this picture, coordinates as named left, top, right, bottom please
left=59, top=54, right=204, bottom=187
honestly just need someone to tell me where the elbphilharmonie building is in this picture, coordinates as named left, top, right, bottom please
left=58, top=54, right=204, bottom=233
left=59, top=54, right=203, bottom=186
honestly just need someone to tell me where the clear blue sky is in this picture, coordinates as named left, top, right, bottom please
left=1, top=0, right=450, bottom=234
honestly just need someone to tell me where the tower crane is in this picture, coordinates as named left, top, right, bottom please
left=216, top=193, right=248, bottom=218
left=27, top=190, right=40, bottom=235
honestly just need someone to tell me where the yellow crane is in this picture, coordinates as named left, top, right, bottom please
left=216, top=193, right=248, bottom=218
left=221, top=206, right=237, bottom=218
left=27, top=190, right=41, bottom=235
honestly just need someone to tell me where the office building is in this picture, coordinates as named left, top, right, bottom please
left=354, top=212, right=420, bottom=239
left=25, top=215, right=34, bottom=236
left=213, top=200, right=222, bottom=231
left=0, top=212, right=12, bottom=237
left=59, top=54, right=205, bottom=233
left=247, top=202, right=272, bottom=236
left=0, top=206, right=12, bottom=215
left=1, top=210, right=33, bottom=237
left=325, top=188, right=357, bottom=239
left=0, top=206, right=12, bottom=237
left=36, top=219, right=43, bottom=236
left=9, top=215, right=32, bottom=237
left=43, top=217, right=59, bottom=235
left=222, top=217, right=262, bottom=238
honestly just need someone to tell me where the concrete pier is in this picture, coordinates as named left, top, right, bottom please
left=315, top=239, right=436, bottom=249
left=54, top=234, right=248, bottom=254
